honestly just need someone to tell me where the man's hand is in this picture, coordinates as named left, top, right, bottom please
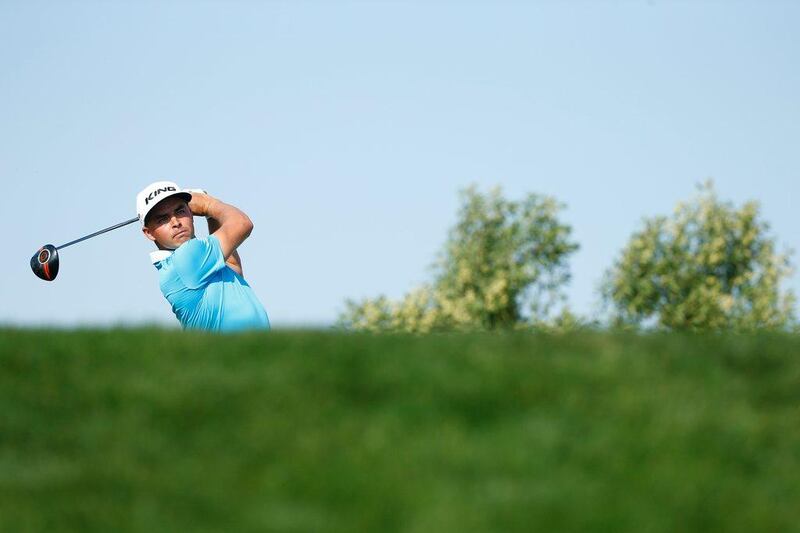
left=187, top=190, right=214, bottom=217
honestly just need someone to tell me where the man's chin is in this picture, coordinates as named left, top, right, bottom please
left=172, top=233, right=193, bottom=246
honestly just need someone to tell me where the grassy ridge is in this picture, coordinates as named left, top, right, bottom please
left=0, top=329, right=799, bottom=532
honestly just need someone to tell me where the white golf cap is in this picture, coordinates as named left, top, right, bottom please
left=136, top=181, right=193, bottom=226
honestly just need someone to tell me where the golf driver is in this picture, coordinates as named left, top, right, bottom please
left=31, top=217, right=139, bottom=281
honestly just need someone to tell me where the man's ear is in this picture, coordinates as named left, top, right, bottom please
left=142, top=226, right=157, bottom=243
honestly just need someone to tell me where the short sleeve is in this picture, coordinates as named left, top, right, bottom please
left=172, top=235, right=226, bottom=289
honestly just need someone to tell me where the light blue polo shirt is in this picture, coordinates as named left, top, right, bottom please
left=151, top=235, right=270, bottom=332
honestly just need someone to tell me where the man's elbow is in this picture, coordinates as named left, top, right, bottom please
left=241, top=214, right=254, bottom=239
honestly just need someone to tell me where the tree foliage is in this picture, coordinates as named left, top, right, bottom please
left=339, top=186, right=579, bottom=332
left=603, top=182, right=796, bottom=331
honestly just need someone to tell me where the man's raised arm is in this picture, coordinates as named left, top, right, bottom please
left=188, top=192, right=253, bottom=274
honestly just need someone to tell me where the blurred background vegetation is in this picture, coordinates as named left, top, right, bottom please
left=339, top=181, right=796, bottom=333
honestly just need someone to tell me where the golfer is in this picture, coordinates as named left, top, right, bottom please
left=136, top=181, right=270, bottom=332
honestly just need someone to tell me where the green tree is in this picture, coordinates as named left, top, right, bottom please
left=603, top=181, right=796, bottom=331
left=339, top=186, right=579, bottom=332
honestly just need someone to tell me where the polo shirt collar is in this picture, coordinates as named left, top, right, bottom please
left=150, top=250, right=173, bottom=264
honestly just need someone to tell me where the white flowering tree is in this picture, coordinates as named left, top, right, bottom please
left=603, top=182, right=796, bottom=330
left=339, top=186, right=579, bottom=332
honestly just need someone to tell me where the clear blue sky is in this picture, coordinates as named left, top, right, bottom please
left=2, top=1, right=798, bottom=328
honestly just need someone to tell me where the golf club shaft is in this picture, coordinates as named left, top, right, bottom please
left=57, top=217, right=139, bottom=250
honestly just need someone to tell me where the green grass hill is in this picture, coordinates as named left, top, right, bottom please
left=0, top=329, right=799, bottom=532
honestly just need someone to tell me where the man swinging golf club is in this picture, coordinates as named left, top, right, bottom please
left=137, top=181, right=270, bottom=332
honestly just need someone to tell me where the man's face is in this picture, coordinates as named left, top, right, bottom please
left=142, top=197, right=195, bottom=249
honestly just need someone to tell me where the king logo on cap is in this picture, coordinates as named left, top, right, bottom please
left=136, top=181, right=193, bottom=226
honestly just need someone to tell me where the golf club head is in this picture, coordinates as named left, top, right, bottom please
left=31, top=244, right=59, bottom=281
